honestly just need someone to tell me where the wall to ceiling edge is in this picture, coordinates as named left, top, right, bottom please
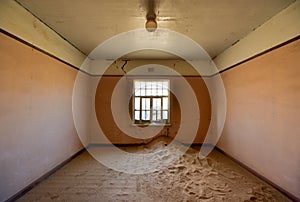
left=217, top=39, right=300, bottom=200
left=1, top=0, right=299, bottom=74
left=1, top=0, right=300, bottom=201
left=0, top=32, right=83, bottom=202
left=1, top=27, right=299, bottom=201
left=0, top=0, right=86, bottom=68
left=214, top=0, right=300, bottom=71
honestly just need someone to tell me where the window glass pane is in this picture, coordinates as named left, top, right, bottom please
left=163, top=110, right=168, bottom=119
left=147, top=81, right=153, bottom=96
left=146, top=98, right=151, bottom=110
left=153, top=98, right=156, bottom=109
left=151, top=82, right=156, bottom=96
left=162, top=81, right=169, bottom=96
left=142, top=98, right=150, bottom=110
left=135, top=111, right=140, bottom=120
left=162, top=81, right=168, bottom=88
left=133, top=80, right=170, bottom=124
left=142, top=110, right=150, bottom=120
left=152, top=110, right=157, bottom=121
left=157, top=110, right=161, bottom=121
left=162, top=88, right=168, bottom=96
left=153, top=98, right=161, bottom=110
left=135, top=89, right=141, bottom=96
left=135, top=81, right=141, bottom=96
left=153, top=85, right=157, bottom=96
left=146, top=110, right=150, bottom=120
left=146, top=88, right=151, bottom=96
left=135, top=97, right=140, bottom=110
left=163, top=97, right=168, bottom=110
left=157, top=82, right=163, bottom=95
left=142, top=98, right=145, bottom=109
left=140, top=82, right=146, bottom=96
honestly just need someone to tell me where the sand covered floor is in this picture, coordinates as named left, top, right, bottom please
left=18, top=137, right=290, bottom=202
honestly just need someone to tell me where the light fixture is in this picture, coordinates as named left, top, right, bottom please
left=145, top=19, right=157, bottom=32
left=145, top=0, right=157, bottom=32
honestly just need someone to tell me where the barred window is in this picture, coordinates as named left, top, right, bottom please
left=133, top=80, right=170, bottom=124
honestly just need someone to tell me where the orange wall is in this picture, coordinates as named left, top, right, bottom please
left=94, top=76, right=211, bottom=144
left=0, top=33, right=83, bottom=201
left=218, top=39, right=300, bottom=199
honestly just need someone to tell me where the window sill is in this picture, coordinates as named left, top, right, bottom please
left=132, top=123, right=172, bottom=127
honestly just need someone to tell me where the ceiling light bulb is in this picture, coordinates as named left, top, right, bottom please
left=145, top=19, right=157, bottom=32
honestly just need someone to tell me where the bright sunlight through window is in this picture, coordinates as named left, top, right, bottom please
left=133, top=80, right=170, bottom=124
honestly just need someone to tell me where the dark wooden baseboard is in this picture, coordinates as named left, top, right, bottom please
left=214, top=146, right=300, bottom=202
left=6, top=144, right=299, bottom=202
left=5, top=148, right=86, bottom=202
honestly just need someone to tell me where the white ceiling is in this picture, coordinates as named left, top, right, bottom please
left=16, top=0, right=295, bottom=59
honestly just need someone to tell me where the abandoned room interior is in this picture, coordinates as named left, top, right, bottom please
left=0, top=0, right=300, bottom=201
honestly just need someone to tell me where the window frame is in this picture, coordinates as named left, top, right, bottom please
left=132, top=79, right=170, bottom=125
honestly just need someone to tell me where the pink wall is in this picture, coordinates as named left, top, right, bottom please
left=1, top=29, right=299, bottom=201
left=218, top=40, right=300, bottom=199
left=0, top=33, right=83, bottom=201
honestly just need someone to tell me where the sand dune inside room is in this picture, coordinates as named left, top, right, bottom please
left=17, top=137, right=291, bottom=202
left=1, top=0, right=300, bottom=201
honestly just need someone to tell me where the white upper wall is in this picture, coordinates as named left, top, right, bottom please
left=0, top=0, right=299, bottom=75
left=0, top=0, right=86, bottom=68
left=213, top=0, right=300, bottom=71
